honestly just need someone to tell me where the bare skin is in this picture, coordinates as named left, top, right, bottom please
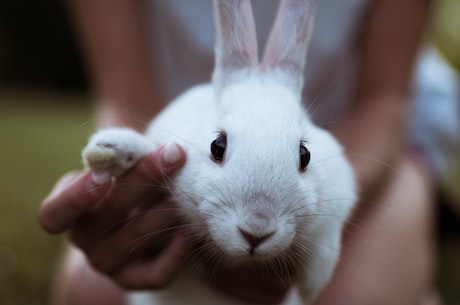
left=313, top=156, right=440, bottom=305
left=41, top=155, right=439, bottom=305
left=40, top=145, right=190, bottom=289
left=39, top=0, right=441, bottom=304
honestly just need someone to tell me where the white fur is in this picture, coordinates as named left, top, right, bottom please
left=82, top=128, right=154, bottom=178
left=81, top=0, right=357, bottom=304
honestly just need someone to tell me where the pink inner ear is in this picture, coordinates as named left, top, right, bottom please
left=213, top=0, right=258, bottom=88
left=262, top=0, right=315, bottom=90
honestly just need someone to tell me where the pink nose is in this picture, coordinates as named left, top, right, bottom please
left=238, top=228, right=275, bottom=249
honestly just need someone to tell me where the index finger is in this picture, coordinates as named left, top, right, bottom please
left=38, top=171, right=110, bottom=234
left=95, top=143, right=186, bottom=217
left=38, top=143, right=186, bottom=234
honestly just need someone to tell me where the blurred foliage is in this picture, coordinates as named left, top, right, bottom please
left=445, top=156, right=460, bottom=216
left=0, top=92, right=94, bottom=305
left=434, top=0, right=460, bottom=71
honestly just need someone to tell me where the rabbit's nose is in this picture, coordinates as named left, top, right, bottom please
left=238, top=228, right=275, bottom=249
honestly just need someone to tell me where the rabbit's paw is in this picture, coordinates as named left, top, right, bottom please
left=82, top=127, right=154, bottom=178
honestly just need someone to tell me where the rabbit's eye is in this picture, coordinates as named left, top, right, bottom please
left=299, top=144, right=310, bottom=171
left=211, top=133, right=227, bottom=162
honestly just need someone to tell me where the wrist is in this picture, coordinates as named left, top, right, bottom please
left=332, top=93, right=410, bottom=204
left=96, top=102, right=162, bottom=132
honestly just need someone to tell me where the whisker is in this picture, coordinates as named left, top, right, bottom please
left=347, top=153, right=402, bottom=177
left=123, top=226, right=179, bottom=254
left=151, top=124, right=215, bottom=155
left=305, top=80, right=338, bottom=116
left=79, top=117, right=97, bottom=128
left=316, top=119, right=359, bottom=130
left=308, top=91, right=339, bottom=120
left=100, top=205, right=183, bottom=234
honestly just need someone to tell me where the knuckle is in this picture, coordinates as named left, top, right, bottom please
left=112, top=273, right=172, bottom=290
left=87, top=252, right=114, bottom=275
left=68, top=230, right=89, bottom=250
left=115, top=267, right=175, bottom=290
left=68, top=233, right=116, bottom=275
left=147, top=273, right=173, bottom=290
left=137, top=155, right=164, bottom=184
left=112, top=274, right=140, bottom=290
left=127, top=217, right=153, bottom=241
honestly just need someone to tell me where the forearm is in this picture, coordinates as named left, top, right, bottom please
left=333, top=93, right=410, bottom=204
left=69, top=0, right=166, bottom=131
left=334, top=0, right=434, bottom=204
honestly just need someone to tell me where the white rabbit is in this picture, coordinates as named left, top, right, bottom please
left=82, top=0, right=357, bottom=304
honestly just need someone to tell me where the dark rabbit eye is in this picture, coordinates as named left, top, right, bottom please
left=211, top=134, right=227, bottom=162
left=299, top=143, right=310, bottom=171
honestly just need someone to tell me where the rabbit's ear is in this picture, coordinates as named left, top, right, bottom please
left=213, top=0, right=258, bottom=90
left=262, top=0, right=315, bottom=94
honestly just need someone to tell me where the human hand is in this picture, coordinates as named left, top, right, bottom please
left=39, top=142, right=293, bottom=302
left=39, top=143, right=191, bottom=289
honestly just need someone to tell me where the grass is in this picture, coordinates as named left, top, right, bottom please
left=434, top=0, right=460, bottom=71
left=0, top=90, right=459, bottom=305
left=0, top=91, right=94, bottom=305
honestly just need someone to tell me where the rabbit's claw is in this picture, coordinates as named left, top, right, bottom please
left=82, top=128, right=153, bottom=177
left=83, top=141, right=129, bottom=176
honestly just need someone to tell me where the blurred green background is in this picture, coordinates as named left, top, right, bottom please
left=0, top=1, right=459, bottom=305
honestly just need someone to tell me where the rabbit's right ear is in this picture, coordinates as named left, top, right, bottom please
left=212, top=0, right=258, bottom=91
left=263, top=0, right=315, bottom=94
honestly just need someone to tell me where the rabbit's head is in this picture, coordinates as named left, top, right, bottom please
left=176, top=0, right=356, bottom=267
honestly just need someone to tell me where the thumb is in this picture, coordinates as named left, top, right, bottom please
left=134, top=142, right=186, bottom=184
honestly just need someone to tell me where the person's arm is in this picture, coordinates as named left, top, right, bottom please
left=41, top=2, right=190, bottom=305
left=69, top=0, right=166, bottom=130
left=333, top=0, right=434, bottom=204
left=311, top=1, right=438, bottom=304
left=42, top=0, right=435, bottom=304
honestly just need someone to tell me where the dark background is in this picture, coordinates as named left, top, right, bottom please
left=0, top=1, right=86, bottom=91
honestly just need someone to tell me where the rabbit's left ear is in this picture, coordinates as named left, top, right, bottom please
left=262, top=0, right=316, bottom=94
left=212, top=0, right=258, bottom=91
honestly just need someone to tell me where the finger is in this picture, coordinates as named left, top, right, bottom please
left=48, top=171, right=82, bottom=198
left=39, top=171, right=111, bottom=234
left=42, top=143, right=185, bottom=234
left=75, top=199, right=180, bottom=273
left=113, top=229, right=191, bottom=289
left=90, top=143, right=186, bottom=220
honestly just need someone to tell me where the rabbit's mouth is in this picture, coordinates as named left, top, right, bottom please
left=193, top=239, right=301, bottom=279
left=209, top=231, right=294, bottom=262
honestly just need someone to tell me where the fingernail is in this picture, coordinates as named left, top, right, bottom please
left=91, top=171, right=111, bottom=186
left=85, top=172, right=110, bottom=198
left=161, top=143, right=182, bottom=166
